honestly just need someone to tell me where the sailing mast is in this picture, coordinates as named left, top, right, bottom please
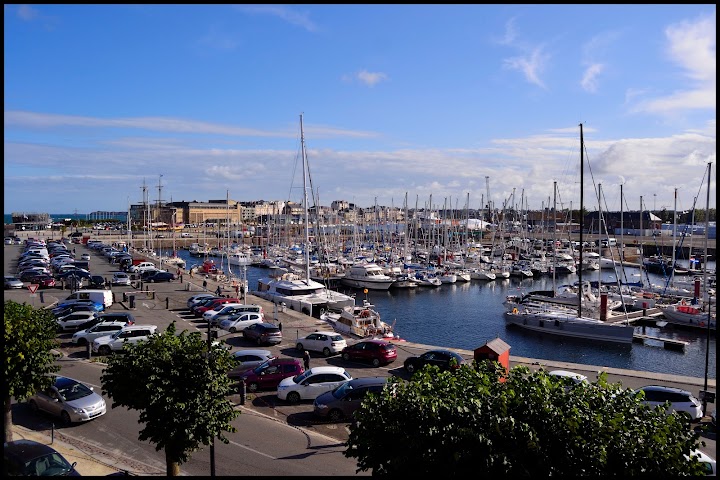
left=577, top=123, right=584, bottom=318
left=300, top=113, right=311, bottom=285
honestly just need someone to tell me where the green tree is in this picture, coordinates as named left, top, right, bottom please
left=4, top=300, right=61, bottom=443
left=100, top=322, right=239, bottom=476
left=346, top=362, right=706, bottom=476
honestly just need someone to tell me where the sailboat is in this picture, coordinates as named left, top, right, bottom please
left=255, top=114, right=356, bottom=317
left=503, top=123, right=635, bottom=344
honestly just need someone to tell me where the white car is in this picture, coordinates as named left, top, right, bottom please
left=111, top=272, right=132, bottom=286
left=548, top=370, right=589, bottom=385
left=55, top=311, right=98, bottom=332
left=92, top=325, right=158, bottom=355
left=634, top=385, right=704, bottom=421
left=295, top=331, right=347, bottom=357
left=203, top=303, right=245, bottom=323
left=180, top=232, right=192, bottom=238
left=219, top=313, right=264, bottom=333
left=277, top=366, right=352, bottom=404
left=28, top=375, right=106, bottom=424
left=71, top=321, right=128, bottom=346
left=80, top=253, right=91, bottom=261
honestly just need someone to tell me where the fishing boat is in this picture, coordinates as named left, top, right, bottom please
left=504, top=124, right=635, bottom=344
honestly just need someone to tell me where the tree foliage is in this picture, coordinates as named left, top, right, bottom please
left=346, top=362, right=706, bottom=476
left=4, top=300, right=61, bottom=443
left=100, top=322, right=239, bottom=476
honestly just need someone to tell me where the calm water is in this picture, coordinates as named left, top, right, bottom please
left=171, top=249, right=715, bottom=380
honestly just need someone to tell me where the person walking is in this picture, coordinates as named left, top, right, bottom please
left=302, top=349, right=311, bottom=370
left=202, top=278, right=208, bottom=291
left=179, top=272, right=183, bottom=283
left=215, top=285, right=222, bottom=296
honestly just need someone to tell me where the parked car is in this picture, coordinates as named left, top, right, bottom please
left=341, top=339, right=397, bottom=367
left=238, top=357, right=305, bottom=392
left=688, top=449, right=716, bottom=476
left=55, top=311, right=99, bottom=332
left=219, top=313, right=264, bottom=333
left=313, top=376, right=389, bottom=422
left=295, top=331, right=347, bottom=357
left=4, top=439, right=81, bottom=476
left=548, top=370, right=589, bottom=386
left=634, top=385, right=704, bottom=421
left=277, top=366, right=353, bottom=404
left=145, top=271, right=176, bottom=283
left=111, top=272, right=132, bottom=286
left=28, top=375, right=106, bottom=425
left=180, top=232, right=192, bottom=238
left=242, top=322, right=283, bottom=345
left=194, top=298, right=241, bottom=316
left=92, top=325, right=158, bottom=356
left=403, top=349, right=464, bottom=375
left=71, top=321, right=128, bottom=346
left=227, top=349, right=275, bottom=380
left=52, top=304, right=101, bottom=319
left=88, top=275, right=107, bottom=288
left=54, top=298, right=104, bottom=312
left=80, top=253, right=91, bottom=261
left=186, top=293, right=217, bottom=309
left=31, top=274, right=57, bottom=288
left=205, top=304, right=263, bottom=325
left=4, top=275, right=24, bottom=289
left=73, top=312, right=136, bottom=333
left=19, top=270, right=49, bottom=283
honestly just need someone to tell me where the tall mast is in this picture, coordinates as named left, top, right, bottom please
left=578, top=123, right=584, bottom=318
left=300, top=113, right=311, bottom=284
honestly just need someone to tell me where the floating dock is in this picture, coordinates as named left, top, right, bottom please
left=632, top=333, right=688, bottom=351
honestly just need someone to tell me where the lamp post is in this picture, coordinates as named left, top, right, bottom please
left=206, top=311, right=216, bottom=476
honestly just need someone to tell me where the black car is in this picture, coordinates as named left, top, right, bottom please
left=145, top=271, right=176, bottom=283
left=18, top=270, right=47, bottom=282
left=88, top=275, right=106, bottom=288
left=4, top=439, right=81, bottom=476
left=403, top=349, right=464, bottom=375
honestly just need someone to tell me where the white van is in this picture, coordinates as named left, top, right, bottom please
left=601, top=238, right=618, bottom=247
left=64, top=289, right=113, bottom=308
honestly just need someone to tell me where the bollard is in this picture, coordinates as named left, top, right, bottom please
left=129, top=295, right=135, bottom=309
left=86, top=343, right=92, bottom=359
left=186, top=282, right=191, bottom=291
left=239, top=379, right=246, bottom=405
left=166, top=297, right=169, bottom=309
left=123, top=292, right=127, bottom=302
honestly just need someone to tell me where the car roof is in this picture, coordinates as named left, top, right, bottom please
left=272, top=357, right=302, bottom=364
left=549, top=370, right=587, bottom=379
left=347, top=376, right=388, bottom=387
left=306, top=331, right=340, bottom=337
left=306, top=366, right=347, bottom=374
left=637, top=385, right=691, bottom=394
left=256, top=322, right=279, bottom=328
left=232, top=349, right=272, bottom=357
left=4, top=439, right=60, bottom=460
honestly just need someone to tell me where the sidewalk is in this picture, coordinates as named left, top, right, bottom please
left=10, top=424, right=133, bottom=476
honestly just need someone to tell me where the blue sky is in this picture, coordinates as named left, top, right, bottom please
left=4, top=4, right=716, bottom=216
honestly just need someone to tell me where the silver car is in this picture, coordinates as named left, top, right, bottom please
left=4, top=275, right=23, bottom=289
left=28, top=376, right=106, bottom=424
left=71, top=321, right=128, bottom=346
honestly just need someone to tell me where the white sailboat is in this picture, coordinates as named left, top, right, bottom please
left=255, top=114, right=356, bottom=315
left=504, top=123, right=635, bottom=344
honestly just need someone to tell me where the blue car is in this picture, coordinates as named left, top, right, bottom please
left=53, top=299, right=104, bottom=313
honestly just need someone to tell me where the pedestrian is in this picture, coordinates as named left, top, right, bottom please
left=189, top=268, right=194, bottom=279
left=215, top=285, right=222, bottom=296
left=303, top=349, right=311, bottom=370
left=234, top=284, right=240, bottom=297
left=179, top=273, right=183, bottom=283
left=203, top=279, right=208, bottom=291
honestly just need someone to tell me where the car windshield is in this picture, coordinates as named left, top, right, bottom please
left=56, top=379, right=93, bottom=401
left=332, top=381, right=353, bottom=398
left=23, top=452, right=74, bottom=476
left=252, top=360, right=272, bottom=374
left=293, top=370, right=313, bottom=383
left=329, top=335, right=344, bottom=342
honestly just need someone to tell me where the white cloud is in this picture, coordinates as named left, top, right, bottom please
left=236, top=5, right=317, bottom=32
left=16, top=4, right=39, bottom=21
left=355, top=70, right=389, bottom=87
left=631, top=14, right=716, bottom=114
left=494, top=17, right=517, bottom=46
left=503, top=46, right=548, bottom=89
left=581, top=63, right=605, bottom=93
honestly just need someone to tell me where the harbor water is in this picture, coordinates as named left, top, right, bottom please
left=171, top=249, right=715, bottom=380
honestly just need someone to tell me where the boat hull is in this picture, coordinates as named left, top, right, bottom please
left=504, top=310, right=635, bottom=344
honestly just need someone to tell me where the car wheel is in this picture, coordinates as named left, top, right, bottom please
left=60, top=410, right=72, bottom=425
left=29, top=399, right=39, bottom=413
left=322, top=347, right=331, bottom=357
left=99, top=345, right=111, bottom=356
left=286, top=391, right=301, bottom=404
left=372, top=358, right=381, bottom=367
left=256, top=338, right=262, bottom=346
left=405, top=362, right=416, bottom=374
left=328, top=409, right=344, bottom=422
left=342, top=353, right=351, bottom=362
left=296, top=343, right=304, bottom=351
left=247, top=382, right=259, bottom=393
left=229, top=327, right=236, bottom=334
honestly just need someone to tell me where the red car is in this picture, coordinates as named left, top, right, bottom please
left=340, top=339, right=398, bottom=367
left=239, top=357, right=304, bottom=392
left=34, top=274, right=57, bottom=288
left=194, top=298, right=240, bottom=317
